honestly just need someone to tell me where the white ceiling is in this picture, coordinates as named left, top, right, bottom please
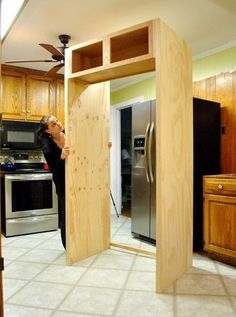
left=2, top=0, right=236, bottom=90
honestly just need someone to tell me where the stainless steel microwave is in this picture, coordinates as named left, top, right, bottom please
left=0, top=120, right=40, bottom=149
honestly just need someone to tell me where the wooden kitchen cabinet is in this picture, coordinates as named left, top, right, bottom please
left=203, top=175, right=236, bottom=265
left=1, top=69, right=27, bottom=120
left=26, top=74, right=54, bottom=121
left=1, top=65, right=64, bottom=122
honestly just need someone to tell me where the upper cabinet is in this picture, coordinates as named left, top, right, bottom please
left=27, top=74, right=54, bottom=121
left=1, top=65, right=64, bottom=122
left=1, top=69, right=26, bottom=120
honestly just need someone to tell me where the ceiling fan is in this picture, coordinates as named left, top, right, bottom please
left=4, top=34, right=71, bottom=76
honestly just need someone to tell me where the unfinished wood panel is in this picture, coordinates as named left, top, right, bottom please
left=72, top=41, right=103, bottom=73
left=68, top=21, right=154, bottom=84
left=69, top=57, right=155, bottom=84
left=65, top=18, right=192, bottom=293
left=110, top=26, right=149, bottom=63
left=154, top=19, right=193, bottom=292
left=65, top=79, right=110, bottom=264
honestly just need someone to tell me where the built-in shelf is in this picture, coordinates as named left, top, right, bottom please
left=72, top=41, right=103, bottom=73
left=110, top=27, right=149, bottom=63
left=69, top=23, right=153, bottom=82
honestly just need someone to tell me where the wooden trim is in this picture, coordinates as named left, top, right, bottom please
left=2, top=64, right=63, bottom=79
left=110, top=242, right=156, bottom=257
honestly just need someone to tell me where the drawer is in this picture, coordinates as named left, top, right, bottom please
left=203, top=177, right=236, bottom=196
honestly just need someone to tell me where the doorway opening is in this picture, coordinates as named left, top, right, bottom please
left=120, top=107, right=132, bottom=217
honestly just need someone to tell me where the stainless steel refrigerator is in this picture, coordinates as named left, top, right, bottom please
left=131, top=100, right=156, bottom=241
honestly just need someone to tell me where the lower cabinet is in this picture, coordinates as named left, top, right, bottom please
left=203, top=175, right=236, bottom=265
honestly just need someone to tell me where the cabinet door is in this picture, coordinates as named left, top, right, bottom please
left=27, top=75, right=54, bottom=121
left=204, top=194, right=236, bottom=258
left=1, top=71, right=26, bottom=120
left=55, top=79, right=64, bottom=125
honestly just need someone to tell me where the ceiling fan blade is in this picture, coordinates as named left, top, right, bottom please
left=39, top=43, right=64, bottom=57
left=4, top=59, right=58, bottom=63
left=45, top=63, right=64, bottom=76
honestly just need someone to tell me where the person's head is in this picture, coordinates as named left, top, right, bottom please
left=37, top=115, right=64, bottom=143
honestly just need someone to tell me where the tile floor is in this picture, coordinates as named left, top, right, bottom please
left=2, top=214, right=236, bottom=316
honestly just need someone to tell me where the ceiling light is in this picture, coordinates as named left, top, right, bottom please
left=1, top=0, right=28, bottom=40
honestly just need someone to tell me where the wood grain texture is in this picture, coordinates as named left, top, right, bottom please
left=1, top=70, right=26, bottom=120
left=154, top=19, right=193, bottom=292
left=65, top=18, right=193, bottom=293
left=193, top=71, right=236, bottom=173
left=27, top=74, right=54, bottom=121
left=204, top=175, right=236, bottom=260
left=65, top=79, right=110, bottom=264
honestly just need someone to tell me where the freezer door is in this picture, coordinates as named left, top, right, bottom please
left=150, top=100, right=156, bottom=239
left=131, top=101, right=151, bottom=237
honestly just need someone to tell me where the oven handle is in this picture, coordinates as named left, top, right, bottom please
left=5, top=173, right=52, bottom=181
left=7, top=215, right=56, bottom=223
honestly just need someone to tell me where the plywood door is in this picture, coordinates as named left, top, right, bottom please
left=154, top=19, right=193, bottom=292
left=65, top=79, right=110, bottom=264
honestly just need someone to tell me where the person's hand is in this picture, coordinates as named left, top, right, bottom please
left=61, top=145, right=70, bottom=160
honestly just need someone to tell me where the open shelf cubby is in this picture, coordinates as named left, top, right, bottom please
left=110, top=27, right=149, bottom=63
left=72, top=41, right=103, bottom=73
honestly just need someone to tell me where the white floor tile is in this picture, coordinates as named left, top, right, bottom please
left=4, top=304, right=52, bottom=317
left=132, top=255, right=156, bottom=272
left=115, top=290, right=174, bottom=317
left=126, top=271, right=156, bottom=291
left=6, top=237, right=46, bottom=248
left=3, top=278, right=28, bottom=301
left=4, top=261, right=47, bottom=280
left=188, top=258, right=218, bottom=274
left=35, top=264, right=87, bottom=284
left=17, top=248, right=63, bottom=264
left=176, top=295, right=236, bottom=317
left=222, top=275, right=236, bottom=295
left=176, top=273, right=226, bottom=295
left=3, top=246, right=29, bottom=260
left=91, top=253, right=135, bottom=270
left=59, top=286, right=121, bottom=315
left=79, top=267, right=129, bottom=289
left=8, top=281, right=72, bottom=309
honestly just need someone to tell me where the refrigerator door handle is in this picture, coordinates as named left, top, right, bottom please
left=148, top=121, right=154, bottom=183
left=144, top=122, right=150, bottom=183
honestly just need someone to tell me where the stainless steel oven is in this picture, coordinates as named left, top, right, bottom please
left=4, top=173, right=58, bottom=237
left=0, top=149, right=58, bottom=237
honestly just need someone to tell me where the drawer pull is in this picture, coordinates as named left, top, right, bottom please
left=218, top=184, right=223, bottom=189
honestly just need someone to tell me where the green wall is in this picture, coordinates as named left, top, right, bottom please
left=111, top=45, right=236, bottom=105
left=111, top=76, right=155, bottom=105
left=193, top=46, right=236, bottom=81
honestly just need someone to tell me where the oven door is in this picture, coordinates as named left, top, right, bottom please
left=5, top=173, right=58, bottom=219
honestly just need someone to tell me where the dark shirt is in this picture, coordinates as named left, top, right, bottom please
left=42, top=137, right=65, bottom=197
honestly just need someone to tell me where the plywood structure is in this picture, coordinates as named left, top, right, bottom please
left=65, top=18, right=193, bottom=292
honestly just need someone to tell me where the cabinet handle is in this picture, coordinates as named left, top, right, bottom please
left=27, top=110, right=30, bottom=113
left=22, top=110, right=26, bottom=113
left=218, top=184, right=223, bottom=189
